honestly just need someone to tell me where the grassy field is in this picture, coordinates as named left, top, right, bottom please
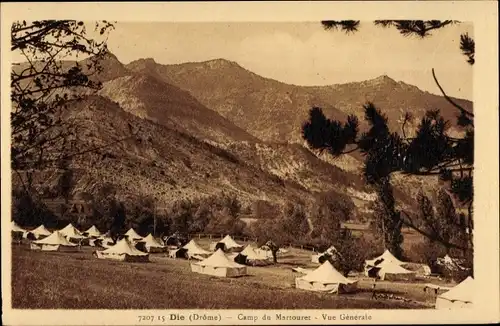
left=11, top=241, right=445, bottom=309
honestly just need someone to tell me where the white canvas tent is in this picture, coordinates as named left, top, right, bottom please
left=435, top=276, right=474, bottom=309
left=364, top=250, right=422, bottom=280
left=183, top=240, right=211, bottom=258
left=140, top=234, right=166, bottom=253
left=96, top=238, right=149, bottom=262
left=311, top=245, right=338, bottom=263
left=24, top=224, right=52, bottom=239
left=11, top=221, right=26, bottom=233
left=125, top=228, right=143, bottom=241
left=96, top=235, right=115, bottom=248
left=258, top=245, right=288, bottom=259
left=365, top=249, right=405, bottom=267
left=84, top=225, right=102, bottom=238
left=191, top=249, right=247, bottom=277
left=31, top=231, right=78, bottom=252
left=59, top=223, right=85, bottom=241
left=11, top=221, right=26, bottom=243
left=374, top=260, right=416, bottom=281
left=424, top=283, right=453, bottom=295
left=295, top=261, right=358, bottom=294
left=404, top=262, right=433, bottom=276
left=292, top=267, right=315, bottom=274
left=240, top=245, right=271, bottom=266
left=209, top=235, right=243, bottom=252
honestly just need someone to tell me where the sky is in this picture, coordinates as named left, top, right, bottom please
left=13, top=21, right=474, bottom=100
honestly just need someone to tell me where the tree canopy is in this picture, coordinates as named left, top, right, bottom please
left=11, top=20, right=115, bottom=172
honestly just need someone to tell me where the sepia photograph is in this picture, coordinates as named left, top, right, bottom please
left=1, top=1, right=498, bottom=325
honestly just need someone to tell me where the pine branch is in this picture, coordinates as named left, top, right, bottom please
left=374, top=20, right=456, bottom=38
left=400, top=210, right=468, bottom=251
left=321, top=21, right=360, bottom=33
left=460, top=33, right=475, bottom=65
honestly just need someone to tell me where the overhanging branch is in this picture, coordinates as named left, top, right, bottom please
left=432, top=68, right=474, bottom=118
left=400, top=210, right=469, bottom=251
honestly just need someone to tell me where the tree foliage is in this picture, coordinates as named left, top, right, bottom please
left=250, top=202, right=310, bottom=263
left=126, top=195, right=156, bottom=236
left=416, top=189, right=472, bottom=256
left=252, top=200, right=281, bottom=219
left=309, top=190, right=354, bottom=245
left=321, top=20, right=360, bottom=33
left=12, top=188, right=58, bottom=228
left=167, top=193, right=244, bottom=235
left=11, top=20, right=115, bottom=173
left=373, top=20, right=457, bottom=38
left=371, top=178, right=404, bottom=259
left=330, top=232, right=375, bottom=276
left=88, top=183, right=125, bottom=239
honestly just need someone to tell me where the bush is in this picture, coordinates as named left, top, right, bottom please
left=332, top=233, right=379, bottom=276
left=406, top=241, right=446, bottom=267
left=252, top=200, right=281, bottom=219
left=12, top=189, right=58, bottom=228
left=407, top=240, right=473, bottom=281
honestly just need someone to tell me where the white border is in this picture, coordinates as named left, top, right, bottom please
left=1, top=1, right=498, bottom=325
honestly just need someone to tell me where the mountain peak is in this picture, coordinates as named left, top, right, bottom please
left=82, top=51, right=129, bottom=82
left=203, top=58, right=239, bottom=69
left=127, top=57, right=158, bottom=68
left=98, top=51, right=122, bottom=63
left=359, top=74, right=399, bottom=88
left=135, top=57, right=157, bottom=65
left=372, top=74, right=397, bottom=84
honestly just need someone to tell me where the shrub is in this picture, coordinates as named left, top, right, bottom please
left=331, top=233, right=379, bottom=276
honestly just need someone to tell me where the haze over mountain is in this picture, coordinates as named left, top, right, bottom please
left=13, top=52, right=473, bottom=220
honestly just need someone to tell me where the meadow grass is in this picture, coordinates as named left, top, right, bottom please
left=11, top=245, right=436, bottom=309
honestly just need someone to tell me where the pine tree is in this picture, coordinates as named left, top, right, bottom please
left=372, top=178, right=404, bottom=259
left=303, top=20, right=474, bottom=255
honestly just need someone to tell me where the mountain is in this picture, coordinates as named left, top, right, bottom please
left=126, top=58, right=473, bottom=143
left=15, top=95, right=368, bottom=211
left=306, top=75, right=473, bottom=136
left=82, top=52, right=131, bottom=82
left=125, top=58, right=348, bottom=143
left=12, top=53, right=258, bottom=145
left=12, top=53, right=466, bottom=223
left=98, top=72, right=258, bottom=144
left=123, top=56, right=472, bottom=213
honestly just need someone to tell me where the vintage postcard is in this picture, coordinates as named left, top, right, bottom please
left=1, top=1, right=499, bottom=325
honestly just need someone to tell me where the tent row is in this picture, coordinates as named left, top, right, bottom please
left=15, top=221, right=474, bottom=306
left=170, top=238, right=273, bottom=267
left=13, top=222, right=167, bottom=253
left=15, top=222, right=276, bottom=258
left=13, top=222, right=101, bottom=240
left=45, top=235, right=477, bottom=305
left=15, top=223, right=253, bottom=257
